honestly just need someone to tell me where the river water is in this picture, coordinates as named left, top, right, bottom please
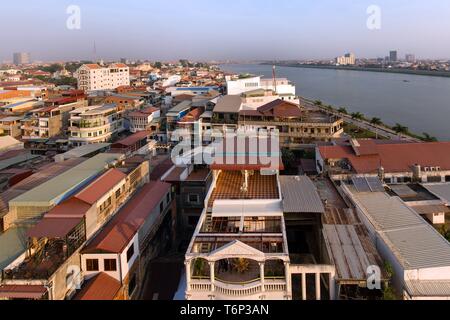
left=220, top=64, right=450, bottom=141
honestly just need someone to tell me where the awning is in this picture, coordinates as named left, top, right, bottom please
left=27, top=217, right=83, bottom=239
left=212, top=200, right=283, bottom=218
left=0, top=285, right=47, bottom=299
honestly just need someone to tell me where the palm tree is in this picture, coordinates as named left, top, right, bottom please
left=351, top=112, right=364, bottom=120
left=393, top=123, right=409, bottom=134
left=338, top=107, right=348, bottom=114
left=370, top=118, right=383, bottom=139
left=422, top=132, right=438, bottom=142
left=370, top=117, right=383, bottom=126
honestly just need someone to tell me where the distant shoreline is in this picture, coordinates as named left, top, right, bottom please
left=260, top=63, right=450, bottom=78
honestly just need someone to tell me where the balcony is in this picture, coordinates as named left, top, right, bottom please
left=188, top=258, right=287, bottom=299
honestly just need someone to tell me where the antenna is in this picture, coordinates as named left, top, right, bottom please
left=272, top=65, right=277, bottom=94
left=93, top=41, right=97, bottom=62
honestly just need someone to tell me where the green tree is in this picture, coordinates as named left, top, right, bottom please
left=337, top=107, right=348, bottom=114
left=393, top=123, right=409, bottom=134
left=154, top=61, right=162, bottom=69
left=382, top=262, right=397, bottom=300
left=40, top=63, right=63, bottom=73
left=314, top=100, right=322, bottom=106
left=370, top=117, right=383, bottom=126
left=351, top=112, right=364, bottom=120
left=422, top=132, right=438, bottom=142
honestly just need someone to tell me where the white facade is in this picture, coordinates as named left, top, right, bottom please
left=69, top=105, right=124, bottom=146
left=226, top=75, right=296, bottom=97
left=76, top=64, right=130, bottom=91
left=260, top=78, right=296, bottom=96
left=226, top=76, right=261, bottom=95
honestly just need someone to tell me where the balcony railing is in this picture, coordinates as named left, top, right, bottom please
left=189, top=279, right=287, bottom=297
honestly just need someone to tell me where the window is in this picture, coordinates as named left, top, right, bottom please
left=126, top=244, right=135, bottom=262
left=86, top=259, right=99, bottom=271
left=104, top=259, right=117, bottom=271
left=188, top=215, right=199, bottom=227
left=188, top=194, right=199, bottom=204
left=128, top=274, right=137, bottom=297
left=159, top=201, right=164, bottom=212
left=166, top=193, right=170, bottom=204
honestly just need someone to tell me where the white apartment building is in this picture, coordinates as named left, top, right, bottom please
left=335, top=53, right=356, bottom=66
left=260, top=78, right=296, bottom=96
left=69, top=104, right=124, bottom=146
left=226, top=75, right=296, bottom=97
left=226, top=75, right=261, bottom=95
left=76, top=63, right=130, bottom=91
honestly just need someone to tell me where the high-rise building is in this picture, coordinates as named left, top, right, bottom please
left=405, top=54, right=416, bottom=63
left=335, top=53, right=356, bottom=66
left=389, top=50, right=398, bottom=62
left=13, top=52, right=30, bottom=65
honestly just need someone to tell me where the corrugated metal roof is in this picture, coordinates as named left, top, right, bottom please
left=404, top=280, right=450, bottom=297
left=353, top=192, right=450, bottom=269
left=61, top=143, right=110, bottom=159
left=279, top=176, right=325, bottom=213
left=9, top=153, right=123, bottom=207
left=213, top=95, right=242, bottom=113
left=323, top=224, right=383, bottom=281
left=167, top=100, right=192, bottom=114
left=0, top=158, right=85, bottom=216
left=0, top=227, right=29, bottom=270
left=0, top=153, right=40, bottom=171
left=422, top=183, right=450, bottom=204
left=353, top=192, right=424, bottom=230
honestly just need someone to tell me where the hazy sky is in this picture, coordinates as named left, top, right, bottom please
left=2, top=0, right=450, bottom=62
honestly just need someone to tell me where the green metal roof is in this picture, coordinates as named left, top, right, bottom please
left=9, top=153, right=123, bottom=207
left=0, top=227, right=29, bottom=271
left=0, top=153, right=40, bottom=171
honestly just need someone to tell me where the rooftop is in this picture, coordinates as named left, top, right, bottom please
left=9, top=153, right=123, bottom=207
left=73, top=273, right=121, bottom=300
left=75, top=169, right=127, bottom=205
left=319, top=140, right=450, bottom=174
left=0, top=227, right=29, bottom=270
left=351, top=191, right=450, bottom=270
left=213, top=95, right=242, bottom=113
left=82, top=181, right=171, bottom=253
left=208, top=171, right=279, bottom=207
left=279, top=176, right=325, bottom=214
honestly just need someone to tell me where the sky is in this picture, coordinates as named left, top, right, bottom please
left=2, top=0, right=450, bottom=62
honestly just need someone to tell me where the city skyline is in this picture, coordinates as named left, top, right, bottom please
left=2, top=0, right=450, bottom=62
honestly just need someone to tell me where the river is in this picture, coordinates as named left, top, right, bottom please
left=220, top=64, right=450, bottom=141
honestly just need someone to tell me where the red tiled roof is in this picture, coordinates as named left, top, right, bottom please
left=179, top=108, right=203, bottom=123
left=28, top=217, right=83, bottom=239
left=319, top=140, right=450, bottom=174
left=110, top=63, right=128, bottom=68
left=84, top=64, right=101, bottom=69
left=0, top=285, right=47, bottom=299
left=73, top=273, right=121, bottom=300
left=350, top=139, right=378, bottom=156
left=150, top=158, right=174, bottom=181
left=173, top=94, right=194, bottom=102
left=112, top=131, right=149, bottom=148
left=45, top=197, right=91, bottom=218
left=257, top=99, right=302, bottom=117
left=82, top=181, right=171, bottom=253
left=76, top=169, right=127, bottom=205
